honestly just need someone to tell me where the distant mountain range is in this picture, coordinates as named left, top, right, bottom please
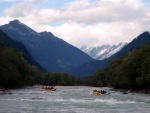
left=69, top=31, right=150, bottom=77
left=80, top=42, right=127, bottom=60
left=0, top=20, right=93, bottom=73
left=1, top=20, right=150, bottom=77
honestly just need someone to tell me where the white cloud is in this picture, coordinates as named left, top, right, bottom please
left=0, top=0, right=16, bottom=2
left=24, top=0, right=46, bottom=4
left=34, top=21, right=143, bottom=47
left=4, top=3, right=34, bottom=17
left=1, top=0, right=150, bottom=48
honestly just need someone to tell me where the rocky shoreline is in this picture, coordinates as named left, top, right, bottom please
left=111, top=88, right=150, bottom=94
left=1, top=86, right=150, bottom=95
left=0, top=87, right=6, bottom=94
left=0, top=87, right=11, bottom=95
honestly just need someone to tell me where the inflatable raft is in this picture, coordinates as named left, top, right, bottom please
left=92, top=91, right=101, bottom=96
left=92, top=90, right=107, bottom=96
left=41, top=86, right=56, bottom=91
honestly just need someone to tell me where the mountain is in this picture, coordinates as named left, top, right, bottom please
left=69, top=31, right=150, bottom=77
left=80, top=42, right=127, bottom=60
left=106, top=31, right=150, bottom=62
left=0, top=29, right=46, bottom=72
left=0, top=20, right=93, bottom=73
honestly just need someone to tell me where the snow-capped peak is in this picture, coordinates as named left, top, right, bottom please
left=80, top=42, right=127, bottom=60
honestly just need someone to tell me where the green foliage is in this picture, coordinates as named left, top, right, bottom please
left=42, top=72, right=76, bottom=86
left=0, top=45, right=43, bottom=88
left=1, top=29, right=150, bottom=90
left=29, top=66, right=44, bottom=84
left=91, top=70, right=107, bottom=87
left=76, top=70, right=107, bottom=87
left=0, top=29, right=46, bottom=72
left=106, top=44, right=150, bottom=90
left=0, top=45, right=77, bottom=88
left=76, top=76, right=92, bottom=86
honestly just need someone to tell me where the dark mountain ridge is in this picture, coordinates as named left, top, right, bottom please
left=0, top=20, right=93, bottom=74
left=69, top=31, right=150, bottom=77
left=0, top=29, right=46, bottom=72
left=106, top=31, right=150, bottom=62
left=2, top=20, right=149, bottom=77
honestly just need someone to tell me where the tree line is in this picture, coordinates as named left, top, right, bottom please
left=106, top=44, right=150, bottom=90
left=0, top=45, right=43, bottom=88
left=0, top=45, right=77, bottom=88
left=0, top=41, right=150, bottom=91
left=79, top=44, right=150, bottom=91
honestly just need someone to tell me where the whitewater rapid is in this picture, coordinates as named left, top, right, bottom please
left=0, top=86, right=150, bottom=113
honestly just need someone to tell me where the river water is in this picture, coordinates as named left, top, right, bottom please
left=0, top=86, right=150, bottom=113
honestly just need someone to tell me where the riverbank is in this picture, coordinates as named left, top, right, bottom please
left=0, top=87, right=7, bottom=94
left=111, top=88, right=150, bottom=94
left=0, top=87, right=13, bottom=95
left=0, top=86, right=150, bottom=113
left=1, top=85, right=150, bottom=95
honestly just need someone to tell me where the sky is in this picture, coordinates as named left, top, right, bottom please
left=0, top=0, right=150, bottom=48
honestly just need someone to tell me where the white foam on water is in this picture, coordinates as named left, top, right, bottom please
left=69, top=98, right=90, bottom=103
left=52, top=98, right=66, bottom=102
left=1, top=97, right=47, bottom=102
left=0, top=98, right=17, bottom=101
left=46, top=98, right=67, bottom=102
left=94, top=98, right=136, bottom=105
left=19, top=98, right=33, bottom=101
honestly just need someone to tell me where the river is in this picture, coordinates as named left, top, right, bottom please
left=0, top=86, right=150, bottom=113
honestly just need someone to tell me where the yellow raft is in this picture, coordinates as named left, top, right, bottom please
left=41, top=86, right=56, bottom=91
left=92, top=91, right=101, bottom=96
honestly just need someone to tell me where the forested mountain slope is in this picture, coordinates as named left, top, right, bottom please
left=70, top=32, right=150, bottom=77
left=0, top=20, right=93, bottom=74
left=0, top=29, right=46, bottom=72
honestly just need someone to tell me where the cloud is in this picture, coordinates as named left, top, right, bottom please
left=3, top=0, right=147, bottom=24
left=4, top=3, right=34, bottom=17
left=1, top=0, right=150, bottom=48
left=34, top=21, right=143, bottom=47
left=0, top=0, right=16, bottom=2
left=63, top=0, right=147, bottom=24
left=24, top=0, right=46, bottom=4
left=22, top=0, right=147, bottom=25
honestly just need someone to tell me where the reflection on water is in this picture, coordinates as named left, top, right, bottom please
left=0, top=86, right=150, bottom=113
